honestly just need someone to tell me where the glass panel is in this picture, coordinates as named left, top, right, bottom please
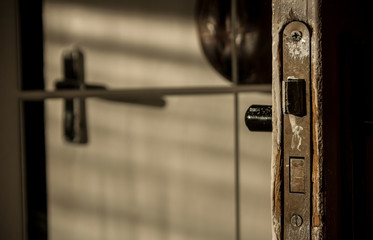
left=239, top=92, right=272, bottom=239
left=44, top=95, right=235, bottom=240
left=43, top=0, right=232, bottom=90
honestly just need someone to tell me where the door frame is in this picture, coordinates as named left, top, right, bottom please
left=0, top=0, right=25, bottom=239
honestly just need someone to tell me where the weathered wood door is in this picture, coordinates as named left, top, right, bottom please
left=271, top=1, right=323, bottom=239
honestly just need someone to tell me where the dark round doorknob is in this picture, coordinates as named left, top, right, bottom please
left=195, top=0, right=272, bottom=84
left=245, top=105, right=272, bottom=132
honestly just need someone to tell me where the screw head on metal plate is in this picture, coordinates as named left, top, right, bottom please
left=291, top=214, right=303, bottom=227
left=291, top=30, right=302, bottom=41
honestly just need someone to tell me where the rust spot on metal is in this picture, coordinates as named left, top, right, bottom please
left=289, top=9, right=296, bottom=19
left=312, top=98, right=324, bottom=235
left=273, top=148, right=283, bottom=239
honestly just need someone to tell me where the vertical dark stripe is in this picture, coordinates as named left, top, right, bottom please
left=233, top=93, right=240, bottom=240
left=231, top=0, right=238, bottom=85
left=18, top=0, right=47, bottom=239
left=339, top=35, right=367, bottom=240
left=231, top=0, right=240, bottom=240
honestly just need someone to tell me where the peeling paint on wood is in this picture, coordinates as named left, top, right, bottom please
left=310, top=1, right=324, bottom=239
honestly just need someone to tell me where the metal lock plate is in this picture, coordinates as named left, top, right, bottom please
left=282, top=21, right=311, bottom=240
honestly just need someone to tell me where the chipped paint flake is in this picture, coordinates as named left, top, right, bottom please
left=289, top=115, right=304, bottom=151
left=292, top=125, right=304, bottom=151
left=286, top=38, right=309, bottom=60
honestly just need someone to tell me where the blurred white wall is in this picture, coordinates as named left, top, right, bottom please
left=43, top=0, right=229, bottom=90
left=43, top=1, right=272, bottom=239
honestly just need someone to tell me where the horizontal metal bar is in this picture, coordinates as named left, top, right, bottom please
left=18, top=84, right=271, bottom=100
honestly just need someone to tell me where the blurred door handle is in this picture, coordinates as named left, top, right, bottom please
left=59, top=49, right=88, bottom=143
left=56, top=48, right=166, bottom=144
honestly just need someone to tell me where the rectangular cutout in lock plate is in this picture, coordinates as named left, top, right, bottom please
left=284, top=79, right=306, bottom=116
left=290, top=157, right=305, bottom=193
left=282, top=21, right=311, bottom=240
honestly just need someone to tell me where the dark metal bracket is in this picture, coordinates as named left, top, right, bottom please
left=57, top=49, right=88, bottom=143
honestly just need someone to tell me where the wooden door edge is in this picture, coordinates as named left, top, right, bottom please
left=271, top=1, right=324, bottom=239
